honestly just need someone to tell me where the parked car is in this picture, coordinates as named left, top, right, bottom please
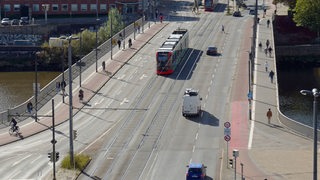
left=206, top=46, right=218, bottom=55
left=1, top=18, right=10, bottom=26
left=11, top=19, right=19, bottom=26
left=20, top=17, right=29, bottom=25
left=249, top=9, right=256, bottom=15
left=186, top=163, right=207, bottom=180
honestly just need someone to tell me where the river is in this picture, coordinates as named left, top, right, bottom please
left=278, top=67, right=320, bottom=128
left=0, top=71, right=60, bottom=112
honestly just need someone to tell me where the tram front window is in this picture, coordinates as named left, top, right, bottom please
left=157, top=52, right=169, bottom=67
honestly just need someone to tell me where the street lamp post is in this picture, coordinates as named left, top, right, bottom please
left=95, top=19, right=100, bottom=72
left=34, top=52, right=41, bottom=122
left=300, top=88, right=319, bottom=180
left=79, top=28, right=85, bottom=86
left=61, top=35, right=79, bottom=167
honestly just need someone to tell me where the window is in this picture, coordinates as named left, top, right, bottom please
left=71, top=4, right=78, bottom=12
left=62, top=4, right=68, bottom=12
left=52, top=4, right=59, bottom=11
left=33, top=4, right=40, bottom=12
left=81, top=4, right=87, bottom=12
left=90, top=4, right=97, bottom=12
left=4, top=4, right=10, bottom=12
left=100, top=4, right=107, bottom=13
left=13, top=4, right=20, bottom=12
left=110, top=4, right=116, bottom=10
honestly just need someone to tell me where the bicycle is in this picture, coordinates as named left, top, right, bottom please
left=9, top=126, right=20, bottom=136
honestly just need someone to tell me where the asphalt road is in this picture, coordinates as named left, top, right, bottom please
left=0, top=0, right=274, bottom=179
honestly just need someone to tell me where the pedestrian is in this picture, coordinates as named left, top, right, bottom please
left=27, top=101, right=33, bottom=113
left=257, top=17, right=260, bottom=24
left=265, top=61, right=269, bottom=72
left=266, top=39, right=270, bottom=48
left=79, top=89, right=84, bottom=102
left=264, top=48, right=268, bottom=57
left=160, top=14, right=163, bottom=23
left=267, top=19, right=270, bottom=28
left=128, top=38, right=132, bottom=48
left=266, top=108, right=272, bottom=124
left=258, top=41, right=262, bottom=50
left=117, top=39, right=121, bottom=49
left=156, top=9, right=159, bottom=18
left=268, top=47, right=273, bottom=57
left=269, top=70, right=275, bottom=83
left=102, top=61, right=106, bottom=72
left=61, top=80, right=66, bottom=95
left=119, top=33, right=123, bottom=40
left=56, top=81, right=60, bottom=93
left=221, top=25, right=225, bottom=33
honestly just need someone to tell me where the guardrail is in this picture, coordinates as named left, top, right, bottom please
left=0, top=17, right=151, bottom=128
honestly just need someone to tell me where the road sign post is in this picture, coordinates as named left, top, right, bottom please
left=224, top=122, right=231, bottom=168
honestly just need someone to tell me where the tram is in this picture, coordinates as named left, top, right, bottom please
left=156, top=29, right=189, bottom=75
left=204, top=0, right=218, bottom=11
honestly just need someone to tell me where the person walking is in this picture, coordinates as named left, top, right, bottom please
left=79, top=89, right=84, bottom=102
left=264, top=48, right=268, bottom=57
left=128, top=38, right=132, bottom=48
left=61, top=80, right=66, bottom=95
left=117, top=39, right=121, bottom=49
left=102, top=61, right=106, bottom=72
left=27, top=101, right=33, bottom=113
left=267, top=19, right=270, bottom=28
left=221, top=25, right=225, bottom=33
left=268, top=46, right=273, bottom=57
left=265, top=61, right=269, bottom=72
left=269, top=70, right=275, bottom=83
left=266, top=108, right=272, bottom=124
left=266, top=39, right=270, bottom=48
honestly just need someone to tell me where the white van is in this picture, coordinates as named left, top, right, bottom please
left=182, top=88, right=202, bottom=116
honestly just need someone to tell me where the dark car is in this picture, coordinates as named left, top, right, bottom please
left=11, top=19, right=19, bottom=26
left=20, top=17, right=29, bottom=25
left=233, top=11, right=241, bottom=17
left=206, top=46, right=218, bottom=55
left=186, top=163, right=207, bottom=180
left=249, top=9, right=256, bottom=15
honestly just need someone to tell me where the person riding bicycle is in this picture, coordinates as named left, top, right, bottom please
left=10, top=118, right=17, bottom=132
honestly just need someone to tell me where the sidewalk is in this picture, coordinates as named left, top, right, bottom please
left=0, top=22, right=167, bottom=146
left=245, top=2, right=314, bottom=180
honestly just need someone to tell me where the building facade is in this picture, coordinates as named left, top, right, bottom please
left=0, top=0, right=146, bottom=18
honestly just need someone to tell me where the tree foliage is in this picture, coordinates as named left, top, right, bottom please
left=41, top=8, right=124, bottom=66
left=293, top=0, right=320, bottom=33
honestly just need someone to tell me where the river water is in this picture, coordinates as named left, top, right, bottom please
left=0, top=71, right=60, bottom=112
left=278, top=67, right=320, bottom=128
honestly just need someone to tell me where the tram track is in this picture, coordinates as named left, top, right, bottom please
left=80, top=2, right=237, bottom=180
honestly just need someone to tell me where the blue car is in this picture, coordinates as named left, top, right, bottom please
left=186, top=163, right=207, bottom=180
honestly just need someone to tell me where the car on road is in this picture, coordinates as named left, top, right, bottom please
left=20, top=17, right=29, bottom=25
left=233, top=11, right=241, bottom=17
left=11, top=19, right=19, bottom=26
left=206, top=46, right=218, bottom=55
left=186, top=163, right=207, bottom=180
left=249, top=9, right=256, bottom=15
left=1, top=18, right=10, bottom=26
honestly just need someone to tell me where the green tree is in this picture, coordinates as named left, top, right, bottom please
left=293, top=0, right=320, bottom=36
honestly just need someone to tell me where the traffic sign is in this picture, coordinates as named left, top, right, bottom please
left=224, top=122, right=231, bottom=128
left=224, top=135, right=231, bottom=142
left=224, top=128, right=231, bottom=136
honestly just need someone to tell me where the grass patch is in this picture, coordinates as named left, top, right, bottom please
left=61, top=153, right=91, bottom=171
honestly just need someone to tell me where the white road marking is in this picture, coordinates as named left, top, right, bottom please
left=11, top=154, right=31, bottom=167
left=120, top=98, right=129, bottom=105
left=94, top=98, right=104, bottom=106
left=140, top=74, right=148, bottom=80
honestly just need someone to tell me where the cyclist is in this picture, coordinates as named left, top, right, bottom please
left=10, top=118, right=18, bottom=132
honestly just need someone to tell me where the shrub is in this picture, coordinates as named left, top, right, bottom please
left=61, top=153, right=91, bottom=170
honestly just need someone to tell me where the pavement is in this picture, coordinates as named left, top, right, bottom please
left=224, top=1, right=316, bottom=180
left=0, top=2, right=316, bottom=180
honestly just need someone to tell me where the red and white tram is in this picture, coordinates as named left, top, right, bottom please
left=156, top=29, right=189, bottom=75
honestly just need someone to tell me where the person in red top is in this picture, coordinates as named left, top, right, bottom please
left=266, top=108, right=272, bottom=124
